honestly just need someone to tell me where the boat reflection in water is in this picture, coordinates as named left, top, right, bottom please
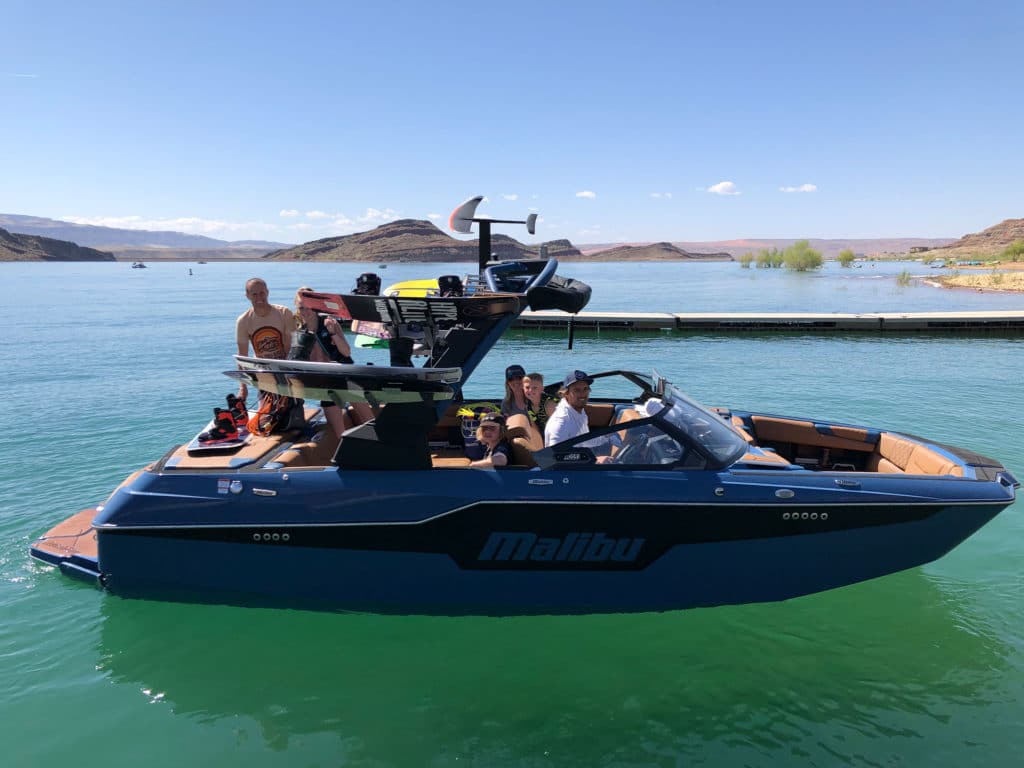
left=95, top=568, right=1009, bottom=762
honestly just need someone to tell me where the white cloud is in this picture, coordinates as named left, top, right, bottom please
left=59, top=204, right=404, bottom=241
left=779, top=183, right=818, bottom=193
left=359, top=207, right=399, bottom=225
left=60, top=214, right=277, bottom=235
left=428, top=213, right=441, bottom=220
left=650, top=192, right=673, bottom=199
left=708, top=181, right=740, bottom=196
left=502, top=194, right=518, bottom=201
left=575, top=190, right=596, bottom=199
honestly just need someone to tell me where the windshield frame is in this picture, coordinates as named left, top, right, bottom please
left=654, top=383, right=749, bottom=469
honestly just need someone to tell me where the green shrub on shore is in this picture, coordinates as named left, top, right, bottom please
left=1002, top=240, right=1024, bottom=262
left=782, top=240, right=823, bottom=271
left=837, top=248, right=855, bottom=268
left=896, top=269, right=913, bottom=286
left=756, top=248, right=783, bottom=268
left=739, top=252, right=754, bottom=268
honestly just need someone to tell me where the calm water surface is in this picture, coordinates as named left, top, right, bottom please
left=1, top=261, right=1021, bottom=767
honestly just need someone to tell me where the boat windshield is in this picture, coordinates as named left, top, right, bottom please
left=659, top=385, right=749, bottom=467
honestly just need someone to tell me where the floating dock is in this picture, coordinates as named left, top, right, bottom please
left=514, top=310, right=1024, bottom=333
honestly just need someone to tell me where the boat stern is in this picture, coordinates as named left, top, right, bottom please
left=29, top=508, right=102, bottom=586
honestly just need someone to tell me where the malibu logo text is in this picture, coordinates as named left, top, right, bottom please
left=478, top=531, right=645, bottom=563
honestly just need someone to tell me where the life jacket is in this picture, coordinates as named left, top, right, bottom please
left=527, top=392, right=558, bottom=432
left=248, top=392, right=304, bottom=436
left=313, top=319, right=354, bottom=364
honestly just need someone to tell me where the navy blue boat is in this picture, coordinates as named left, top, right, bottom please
left=31, top=198, right=1019, bottom=614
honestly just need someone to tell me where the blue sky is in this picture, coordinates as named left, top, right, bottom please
left=2, top=0, right=1021, bottom=245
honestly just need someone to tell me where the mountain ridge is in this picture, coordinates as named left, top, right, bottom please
left=3, top=210, right=1021, bottom=262
left=581, top=242, right=732, bottom=261
left=581, top=237, right=954, bottom=259
left=264, top=219, right=583, bottom=262
left=926, top=218, right=1024, bottom=257
left=0, top=227, right=115, bottom=261
left=0, top=213, right=289, bottom=250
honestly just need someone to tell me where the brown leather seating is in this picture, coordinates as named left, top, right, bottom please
left=867, top=433, right=964, bottom=476
left=506, top=424, right=542, bottom=467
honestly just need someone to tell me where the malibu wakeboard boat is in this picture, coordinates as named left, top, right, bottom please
left=31, top=197, right=1019, bottom=614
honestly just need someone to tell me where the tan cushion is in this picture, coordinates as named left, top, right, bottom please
left=878, top=433, right=916, bottom=469
left=905, top=446, right=963, bottom=476
left=730, top=415, right=755, bottom=443
left=432, top=456, right=472, bottom=467
left=751, top=416, right=876, bottom=452
left=873, top=433, right=964, bottom=476
left=740, top=450, right=791, bottom=466
left=874, top=457, right=903, bottom=473
left=506, top=425, right=541, bottom=467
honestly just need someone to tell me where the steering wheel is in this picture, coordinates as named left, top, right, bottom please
left=612, top=434, right=648, bottom=464
left=643, top=434, right=680, bottom=464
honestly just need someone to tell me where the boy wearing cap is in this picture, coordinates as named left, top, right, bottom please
left=469, top=413, right=512, bottom=468
left=543, top=370, right=614, bottom=459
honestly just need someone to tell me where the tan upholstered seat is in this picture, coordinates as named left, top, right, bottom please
left=867, top=433, right=963, bottom=476
left=506, top=425, right=542, bottom=467
left=750, top=416, right=877, bottom=452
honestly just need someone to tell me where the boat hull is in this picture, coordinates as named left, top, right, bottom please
left=39, top=465, right=1013, bottom=615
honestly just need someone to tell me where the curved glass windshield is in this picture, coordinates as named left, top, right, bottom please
left=658, top=387, right=749, bottom=467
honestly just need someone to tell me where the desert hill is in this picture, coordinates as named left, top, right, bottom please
left=265, top=219, right=583, bottom=262
left=0, top=227, right=115, bottom=262
left=926, top=218, right=1024, bottom=258
left=582, top=242, right=732, bottom=262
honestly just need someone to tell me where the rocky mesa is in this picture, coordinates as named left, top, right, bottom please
left=926, top=218, right=1024, bottom=258
left=264, top=219, right=583, bottom=262
left=582, top=242, right=732, bottom=261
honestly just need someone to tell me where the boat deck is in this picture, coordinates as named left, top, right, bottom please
left=31, top=509, right=98, bottom=564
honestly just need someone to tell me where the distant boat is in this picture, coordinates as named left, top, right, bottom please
left=197, top=261, right=207, bottom=265
left=379, top=264, right=388, bottom=269
left=130, top=262, right=147, bottom=269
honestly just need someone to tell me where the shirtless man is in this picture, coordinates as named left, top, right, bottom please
left=235, top=277, right=294, bottom=401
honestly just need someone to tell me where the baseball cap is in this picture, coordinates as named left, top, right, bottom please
left=563, top=370, right=594, bottom=388
left=505, top=364, right=526, bottom=381
left=480, top=413, right=506, bottom=426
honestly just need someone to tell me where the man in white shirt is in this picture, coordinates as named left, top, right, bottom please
left=544, top=370, right=613, bottom=456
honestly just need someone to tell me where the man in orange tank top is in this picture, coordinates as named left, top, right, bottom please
left=235, top=277, right=294, bottom=401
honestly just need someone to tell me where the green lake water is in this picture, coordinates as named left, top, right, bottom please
left=1, top=261, right=1021, bottom=766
